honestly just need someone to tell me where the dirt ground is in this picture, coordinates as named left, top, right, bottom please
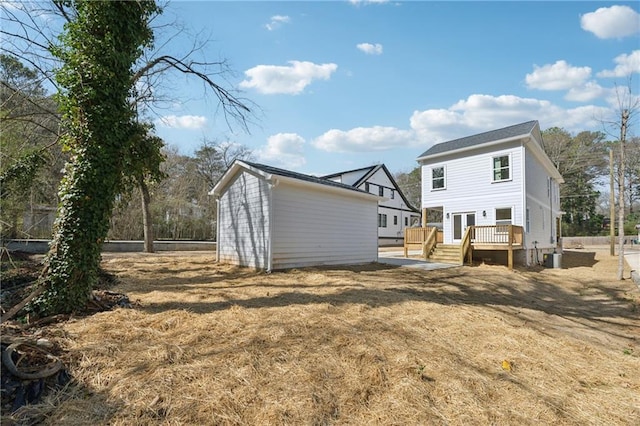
left=4, top=248, right=640, bottom=425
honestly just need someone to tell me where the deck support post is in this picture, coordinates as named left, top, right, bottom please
left=507, top=225, right=514, bottom=270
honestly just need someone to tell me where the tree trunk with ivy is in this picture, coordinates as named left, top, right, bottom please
left=34, top=0, right=158, bottom=315
left=139, top=177, right=155, bottom=253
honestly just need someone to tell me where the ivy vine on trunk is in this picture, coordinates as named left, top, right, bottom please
left=33, top=0, right=159, bottom=315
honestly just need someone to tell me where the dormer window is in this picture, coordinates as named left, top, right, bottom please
left=492, top=155, right=511, bottom=182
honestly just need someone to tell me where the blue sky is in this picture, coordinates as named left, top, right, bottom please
left=15, top=0, right=639, bottom=176
left=149, top=1, right=639, bottom=175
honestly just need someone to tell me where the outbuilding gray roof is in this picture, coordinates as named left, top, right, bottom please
left=243, top=161, right=371, bottom=195
left=417, top=120, right=538, bottom=159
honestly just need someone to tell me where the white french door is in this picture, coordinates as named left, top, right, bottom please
left=452, top=212, right=475, bottom=243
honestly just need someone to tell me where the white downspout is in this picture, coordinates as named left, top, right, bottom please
left=521, top=144, right=529, bottom=266
left=266, top=178, right=278, bottom=273
left=215, top=197, right=221, bottom=263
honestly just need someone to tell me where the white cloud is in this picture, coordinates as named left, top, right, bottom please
left=309, top=93, right=616, bottom=155
left=409, top=94, right=611, bottom=145
left=565, top=81, right=609, bottom=102
left=356, top=43, right=383, bottom=55
left=312, top=126, right=416, bottom=153
left=349, top=0, right=390, bottom=5
left=156, top=115, right=207, bottom=129
left=597, top=50, right=640, bottom=77
left=257, top=133, right=306, bottom=168
left=525, top=60, right=591, bottom=91
left=580, top=5, right=640, bottom=39
left=240, top=61, right=338, bottom=95
left=265, top=15, right=290, bottom=31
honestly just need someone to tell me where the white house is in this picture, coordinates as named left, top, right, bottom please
left=417, top=120, right=564, bottom=266
left=322, top=164, right=421, bottom=246
left=210, top=160, right=382, bottom=271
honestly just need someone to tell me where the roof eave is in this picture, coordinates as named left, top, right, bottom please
left=209, top=160, right=271, bottom=197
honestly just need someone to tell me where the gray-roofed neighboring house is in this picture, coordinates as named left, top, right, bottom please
left=322, top=163, right=421, bottom=246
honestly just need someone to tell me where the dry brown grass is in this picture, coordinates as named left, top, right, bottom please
left=14, top=248, right=640, bottom=425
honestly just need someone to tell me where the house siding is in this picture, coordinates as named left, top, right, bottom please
left=217, top=171, right=270, bottom=268
left=271, top=183, right=378, bottom=269
left=525, top=151, right=558, bottom=249
left=358, top=168, right=420, bottom=243
left=422, top=142, right=525, bottom=244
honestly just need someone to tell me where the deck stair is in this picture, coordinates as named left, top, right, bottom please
left=428, top=244, right=461, bottom=264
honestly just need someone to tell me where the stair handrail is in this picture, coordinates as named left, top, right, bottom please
left=423, top=226, right=438, bottom=260
left=460, top=226, right=473, bottom=265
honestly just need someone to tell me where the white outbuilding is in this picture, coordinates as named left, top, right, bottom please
left=210, top=160, right=383, bottom=271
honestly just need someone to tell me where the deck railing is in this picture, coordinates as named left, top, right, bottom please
left=469, top=225, right=524, bottom=269
left=404, top=226, right=438, bottom=257
left=471, top=225, right=523, bottom=246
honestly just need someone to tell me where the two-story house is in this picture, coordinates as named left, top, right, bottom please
left=323, top=164, right=421, bottom=246
left=416, top=120, right=564, bottom=267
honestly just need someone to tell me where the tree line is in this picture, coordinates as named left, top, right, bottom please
left=1, top=52, right=251, bottom=243
left=4, top=49, right=639, bottom=243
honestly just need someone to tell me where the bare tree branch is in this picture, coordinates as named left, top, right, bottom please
left=132, top=55, right=252, bottom=132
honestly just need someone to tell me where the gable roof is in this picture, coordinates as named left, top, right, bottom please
left=322, top=163, right=420, bottom=212
left=417, top=120, right=539, bottom=160
left=321, top=165, right=376, bottom=182
left=210, top=160, right=383, bottom=201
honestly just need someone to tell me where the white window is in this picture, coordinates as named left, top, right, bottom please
left=404, top=217, right=408, bottom=226
left=496, top=208, right=512, bottom=226
left=378, top=213, right=387, bottom=228
left=492, top=155, right=511, bottom=182
left=390, top=190, right=395, bottom=199
left=432, top=166, right=445, bottom=190
left=378, top=186, right=384, bottom=197
left=526, top=208, right=530, bottom=233
left=394, top=215, right=398, bottom=225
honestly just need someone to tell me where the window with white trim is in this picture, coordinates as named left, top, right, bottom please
left=432, top=166, right=445, bottom=190
left=378, top=186, right=384, bottom=197
left=492, top=155, right=510, bottom=182
left=496, top=208, right=512, bottom=226
left=378, top=213, right=387, bottom=228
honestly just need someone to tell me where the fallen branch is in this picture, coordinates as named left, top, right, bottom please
left=1, top=283, right=45, bottom=323
left=23, top=314, right=70, bottom=329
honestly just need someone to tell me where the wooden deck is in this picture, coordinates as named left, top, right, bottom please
left=405, top=225, right=524, bottom=269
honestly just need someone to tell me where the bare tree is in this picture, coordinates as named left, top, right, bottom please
left=2, top=1, right=257, bottom=257
left=602, top=79, right=639, bottom=280
left=1, top=1, right=256, bottom=317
